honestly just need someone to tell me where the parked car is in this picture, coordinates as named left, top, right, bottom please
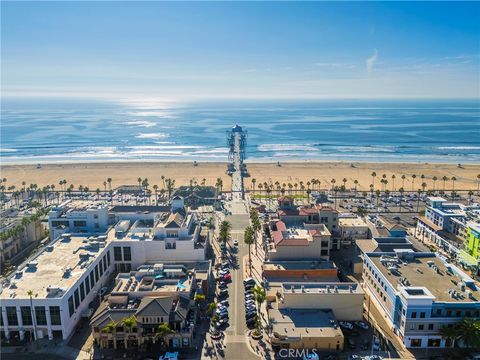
left=365, top=356, right=383, bottom=360
left=339, top=321, right=354, bottom=330
left=355, top=321, right=369, bottom=330
left=233, top=240, right=238, bottom=246
left=244, top=283, right=255, bottom=290
left=219, top=300, right=229, bottom=307
left=348, top=356, right=362, bottom=360
left=222, top=274, right=232, bottom=281
left=372, top=336, right=381, bottom=351
left=243, top=277, right=255, bottom=286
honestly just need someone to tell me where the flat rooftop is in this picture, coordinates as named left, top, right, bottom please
left=1, top=234, right=110, bottom=299
left=282, top=282, right=363, bottom=295
left=269, top=308, right=343, bottom=340
left=370, top=254, right=480, bottom=303
left=339, top=217, right=368, bottom=227
left=263, top=260, right=336, bottom=272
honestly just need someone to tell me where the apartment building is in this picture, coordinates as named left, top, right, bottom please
left=362, top=250, right=480, bottom=348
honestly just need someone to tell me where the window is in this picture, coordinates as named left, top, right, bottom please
left=419, top=324, right=424, bottom=330
left=103, top=255, right=107, bottom=271
left=85, top=277, right=90, bottom=294
left=68, top=297, right=74, bottom=317
left=73, top=220, right=87, bottom=227
left=21, top=307, right=33, bottom=325
left=123, top=247, right=131, bottom=261
left=99, top=259, right=104, bottom=276
left=321, top=241, right=329, bottom=247
left=428, top=324, right=434, bottom=330
left=35, top=306, right=47, bottom=325
left=321, top=250, right=329, bottom=256
left=446, top=310, right=452, bottom=317
left=90, top=271, right=95, bottom=287
left=411, top=312, right=417, bottom=319
left=114, top=246, right=122, bottom=261
left=74, top=289, right=80, bottom=308
left=410, top=339, right=422, bottom=347
left=6, top=307, right=18, bottom=326
left=107, top=250, right=111, bottom=266
left=436, top=309, right=442, bottom=316
left=50, top=306, right=61, bottom=325
left=94, top=265, right=99, bottom=282
left=420, top=312, right=426, bottom=319
left=80, top=283, right=85, bottom=301
left=455, top=310, right=461, bottom=317
left=428, top=339, right=441, bottom=347
left=0, top=307, right=2, bottom=326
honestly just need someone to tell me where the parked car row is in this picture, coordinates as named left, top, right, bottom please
left=244, top=277, right=257, bottom=329
left=214, top=262, right=232, bottom=330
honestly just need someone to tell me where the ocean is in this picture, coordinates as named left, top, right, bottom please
left=1, top=97, right=479, bottom=164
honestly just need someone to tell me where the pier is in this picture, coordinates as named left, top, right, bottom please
left=227, top=124, right=247, bottom=201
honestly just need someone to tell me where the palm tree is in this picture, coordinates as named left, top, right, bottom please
left=432, top=176, right=438, bottom=192
left=27, top=290, right=38, bottom=343
left=107, top=178, right=112, bottom=191
left=251, top=178, right=256, bottom=194
left=354, top=180, right=359, bottom=194
left=439, top=319, right=480, bottom=348
left=122, top=316, right=137, bottom=347
left=206, top=302, right=217, bottom=316
left=330, top=178, right=336, bottom=192
left=417, top=189, right=421, bottom=211
left=421, top=182, right=427, bottom=192
left=244, top=226, right=254, bottom=275
left=442, top=176, right=448, bottom=190
left=477, top=174, right=480, bottom=194
left=451, top=176, right=457, bottom=191
left=153, top=184, right=159, bottom=204
left=194, top=294, right=206, bottom=315
left=102, top=321, right=117, bottom=334
left=342, top=178, right=347, bottom=190
left=103, top=181, right=107, bottom=192
left=391, top=174, right=396, bottom=191
left=155, top=322, right=173, bottom=347
left=371, top=172, right=377, bottom=190
left=411, top=174, right=417, bottom=191
left=253, top=285, right=266, bottom=314
left=250, top=208, right=261, bottom=254
left=399, top=187, right=404, bottom=212
left=401, top=174, right=406, bottom=189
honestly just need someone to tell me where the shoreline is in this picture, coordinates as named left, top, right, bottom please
left=1, top=161, right=479, bottom=192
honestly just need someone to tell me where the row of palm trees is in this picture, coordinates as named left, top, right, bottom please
left=100, top=315, right=174, bottom=348
left=249, top=173, right=480, bottom=197
left=0, top=205, right=49, bottom=242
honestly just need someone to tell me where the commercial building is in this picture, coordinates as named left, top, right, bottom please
left=276, top=197, right=340, bottom=249
left=268, top=282, right=364, bottom=351
left=1, top=233, right=114, bottom=342
left=465, top=223, right=480, bottom=260
left=362, top=250, right=480, bottom=349
left=338, top=215, right=369, bottom=245
left=48, top=201, right=109, bottom=240
left=90, top=261, right=211, bottom=350
left=268, top=220, right=331, bottom=261
left=1, top=197, right=207, bottom=342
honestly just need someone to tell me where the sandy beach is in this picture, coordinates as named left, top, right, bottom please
left=1, top=161, right=479, bottom=193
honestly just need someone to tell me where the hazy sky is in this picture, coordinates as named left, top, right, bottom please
left=2, top=1, right=480, bottom=99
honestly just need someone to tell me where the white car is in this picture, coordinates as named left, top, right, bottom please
left=339, top=321, right=354, bottom=330
left=233, top=240, right=239, bottom=246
